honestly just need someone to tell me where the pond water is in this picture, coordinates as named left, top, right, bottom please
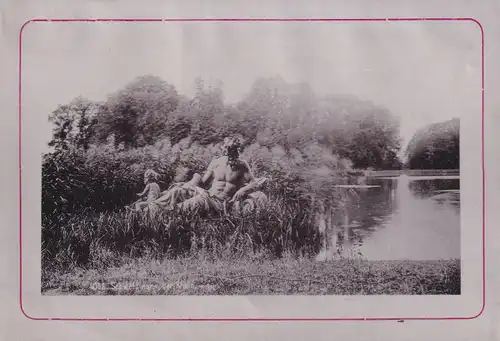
left=321, top=174, right=460, bottom=261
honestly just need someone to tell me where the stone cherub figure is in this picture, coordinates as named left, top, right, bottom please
left=129, top=169, right=161, bottom=212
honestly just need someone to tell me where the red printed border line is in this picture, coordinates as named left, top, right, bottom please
left=18, top=17, right=486, bottom=322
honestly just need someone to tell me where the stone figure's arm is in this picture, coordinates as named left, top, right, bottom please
left=239, top=161, right=258, bottom=193
left=230, top=162, right=258, bottom=202
left=243, top=161, right=257, bottom=190
left=186, top=173, right=202, bottom=186
left=137, top=183, right=150, bottom=197
left=200, top=159, right=216, bottom=187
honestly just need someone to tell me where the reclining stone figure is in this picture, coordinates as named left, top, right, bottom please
left=148, top=137, right=269, bottom=215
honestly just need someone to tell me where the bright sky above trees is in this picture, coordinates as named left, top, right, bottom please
left=21, top=20, right=481, bottom=151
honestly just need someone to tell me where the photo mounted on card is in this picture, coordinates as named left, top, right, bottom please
left=19, top=18, right=484, bottom=320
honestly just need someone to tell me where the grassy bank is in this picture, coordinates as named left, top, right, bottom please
left=42, top=202, right=460, bottom=296
left=42, top=200, right=322, bottom=270
left=42, top=255, right=460, bottom=295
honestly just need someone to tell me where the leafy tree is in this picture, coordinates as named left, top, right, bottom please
left=315, top=95, right=402, bottom=170
left=188, top=78, right=225, bottom=145
left=236, top=76, right=289, bottom=146
left=162, top=96, right=194, bottom=145
left=48, top=97, right=100, bottom=151
left=405, top=118, right=459, bottom=169
left=237, top=77, right=319, bottom=150
left=94, top=75, right=179, bottom=148
left=47, top=75, right=403, bottom=171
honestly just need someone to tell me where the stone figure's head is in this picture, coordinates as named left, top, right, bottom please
left=221, top=136, right=243, bottom=169
left=144, top=169, right=160, bottom=184
left=174, top=166, right=197, bottom=183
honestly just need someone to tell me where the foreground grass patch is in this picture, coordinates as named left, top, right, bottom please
left=42, top=257, right=460, bottom=295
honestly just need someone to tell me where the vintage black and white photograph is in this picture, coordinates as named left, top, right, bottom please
left=31, top=21, right=475, bottom=296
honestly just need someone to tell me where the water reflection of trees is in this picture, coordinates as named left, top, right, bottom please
left=409, top=179, right=460, bottom=198
left=325, top=177, right=460, bottom=257
left=331, top=178, right=397, bottom=251
left=408, top=179, right=460, bottom=215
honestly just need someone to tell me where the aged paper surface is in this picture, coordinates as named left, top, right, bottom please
left=1, top=0, right=499, bottom=339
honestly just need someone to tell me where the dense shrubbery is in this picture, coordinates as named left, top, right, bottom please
left=42, top=137, right=353, bottom=268
left=42, top=137, right=354, bottom=221
left=42, top=74, right=403, bottom=268
left=42, top=198, right=323, bottom=271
